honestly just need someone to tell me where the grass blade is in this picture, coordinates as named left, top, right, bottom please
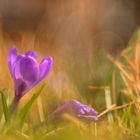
left=19, top=84, right=45, bottom=128
left=0, top=90, right=10, bottom=125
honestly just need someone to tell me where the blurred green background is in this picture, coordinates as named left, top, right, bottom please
left=0, top=1, right=140, bottom=139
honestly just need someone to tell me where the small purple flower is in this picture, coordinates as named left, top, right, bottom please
left=50, top=99, right=98, bottom=123
left=8, top=46, right=53, bottom=111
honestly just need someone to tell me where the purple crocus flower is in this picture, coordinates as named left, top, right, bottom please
left=8, top=46, right=53, bottom=111
left=50, top=99, right=98, bottom=123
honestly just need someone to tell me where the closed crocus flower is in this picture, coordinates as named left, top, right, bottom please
left=50, top=99, right=98, bottom=123
left=8, top=46, right=53, bottom=111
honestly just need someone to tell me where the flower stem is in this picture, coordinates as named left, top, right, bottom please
left=10, top=96, right=20, bottom=114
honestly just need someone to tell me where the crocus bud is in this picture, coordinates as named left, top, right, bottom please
left=50, top=99, right=98, bottom=123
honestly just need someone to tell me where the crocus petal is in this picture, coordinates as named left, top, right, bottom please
left=14, top=56, right=39, bottom=83
left=8, top=46, right=17, bottom=75
left=78, top=115, right=98, bottom=121
left=12, top=55, right=40, bottom=97
left=39, top=56, right=53, bottom=81
left=71, top=99, right=98, bottom=116
left=25, top=51, right=38, bottom=59
left=14, top=78, right=27, bottom=98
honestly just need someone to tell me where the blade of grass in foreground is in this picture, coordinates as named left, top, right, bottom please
left=19, top=84, right=45, bottom=128
left=0, top=90, right=10, bottom=126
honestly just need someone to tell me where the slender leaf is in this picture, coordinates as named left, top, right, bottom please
left=19, top=84, right=45, bottom=128
left=0, top=90, right=10, bottom=125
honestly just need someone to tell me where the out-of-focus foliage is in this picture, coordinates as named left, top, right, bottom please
left=0, top=1, right=139, bottom=139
